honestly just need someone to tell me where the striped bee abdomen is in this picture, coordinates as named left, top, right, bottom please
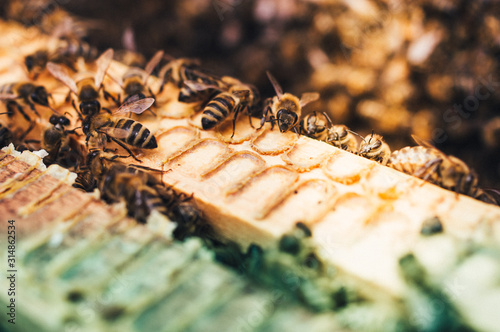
left=115, top=118, right=158, bottom=149
left=201, top=92, right=236, bottom=130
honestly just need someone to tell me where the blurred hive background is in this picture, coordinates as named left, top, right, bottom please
left=3, top=0, right=500, bottom=188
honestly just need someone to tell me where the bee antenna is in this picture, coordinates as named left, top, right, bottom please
left=64, top=111, right=73, bottom=117
left=369, top=129, right=374, bottom=143
left=347, top=129, right=366, bottom=143
left=322, top=112, right=334, bottom=127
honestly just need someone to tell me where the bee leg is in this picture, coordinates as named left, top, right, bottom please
left=3, top=101, right=16, bottom=117
left=103, top=88, right=119, bottom=106
left=415, top=158, right=442, bottom=186
left=19, top=121, right=36, bottom=141
left=258, top=104, right=272, bottom=130
left=293, top=126, right=300, bottom=138
left=26, top=101, right=40, bottom=117
left=147, top=88, right=158, bottom=116
left=65, top=91, right=72, bottom=104
left=71, top=100, right=84, bottom=121
left=230, top=104, right=243, bottom=139
left=102, top=107, right=112, bottom=114
left=108, top=136, right=142, bottom=163
left=109, top=154, right=131, bottom=161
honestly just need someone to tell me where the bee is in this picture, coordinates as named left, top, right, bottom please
left=158, top=57, right=223, bottom=102
left=300, top=111, right=358, bottom=152
left=73, top=169, right=97, bottom=192
left=388, top=136, right=497, bottom=204
left=79, top=150, right=165, bottom=222
left=48, top=49, right=157, bottom=161
left=358, top=132, right=391, bottom=165
left=300, top=111, right=329, bottom=140
left=84, top=98, right=158, bottom=162
left=41, top=114, right=79, bottom=165
left=184, top=76, right=260, bottom=135
left=25, top=40, right=98, bottom=80
left=47, top=48, right=114, bottom=117
left=0, top=82, right=55, bottom=139
left=261, top=71, right=319, bottom=133
left=111, top=50, right=164, bottom=105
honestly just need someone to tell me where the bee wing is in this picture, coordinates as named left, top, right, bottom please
left=0, top=92, right=18, bottom=100
left=266, top=71, right=283, bottom=99
left=184, top=80, right=223, bottom=92
left=411, top=134, right=436, bottom=149
left=143, top=50, right=164, bottom=84
left=94, top=48, right=114, bottom=89
left=299, top=92, right=320, bottom=108
left=47, top=62, right=78, bottom=94
left=232, top=90, right=250, bottom=99
left=99, top=126, right=129, bottom=139
left=114, top=97, right=155, bottom=115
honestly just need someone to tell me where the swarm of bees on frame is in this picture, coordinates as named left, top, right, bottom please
left=20, top=0, right=498, bottom=189
left=0, top=0, right=499, bottom=234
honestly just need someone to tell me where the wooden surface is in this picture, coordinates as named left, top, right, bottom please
left=1, top=18, right=500, bottom=318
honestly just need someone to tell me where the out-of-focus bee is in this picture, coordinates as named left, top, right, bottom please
left=261, top=71, right=319, bottom=133
left=73, top=169, right=97, bottom=192
left=110, top=50, right=164, bottom=104
left=158, top=57, right=223, bottom=102
left=388, top=136, right=497, bottom=204
left=327, top=124, right=358, bottom=153
left=77, top=149, right=165, bottom=222
left=0, top=82, right=55, bottom=139
left=41, top=114, right=79, bottom=165
left=358, top=132, right=391, bottom=165
left=7, top=0, right=89, bottom=39
left=300, top=111, right=357, bottom=152
left=184, top=76, right=260, bottom=135
left=25, top=39, right=98, bottom=80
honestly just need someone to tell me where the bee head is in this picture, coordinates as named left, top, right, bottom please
left=80, top=100, right=100, bottom=116
left=277, top=109, right=298, bottom=133
left=49, top=115, right=70, bottom=126
left=31, top=86, right=50, bottom=107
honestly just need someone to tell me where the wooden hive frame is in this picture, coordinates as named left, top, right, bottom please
left=1, top=19, right=500, bottom=331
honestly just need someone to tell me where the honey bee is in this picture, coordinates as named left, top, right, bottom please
left=388, top=136, right=497, bottom=204
left=300, top=111, right=329, bottom=140
left=47, top=48, right=114, bottom=117
left=79, top=149, right=165, bottom=222
left=261, top=71, right=319, bottom=133
left=300, top=111, right=357, bottom=152
left=25, top=39, right=98, bottom=80
left=81, top=149, right=200, bottom=224
left=111, top=50, right=164, bottom=104
left=41, top=114, right=79, bottom=165
left=158, top=57, right=223, bottom=102
left=48, top=50, right=157, bottom=161
left=73, top=169, right=97, bottom=192
left=82, top=98, right=158, bottom=162
left=184, top=76, right=260, bottom=135
left=0, top=82, right=55, bottom=139
left=358, top=132, right=391, bottom=165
